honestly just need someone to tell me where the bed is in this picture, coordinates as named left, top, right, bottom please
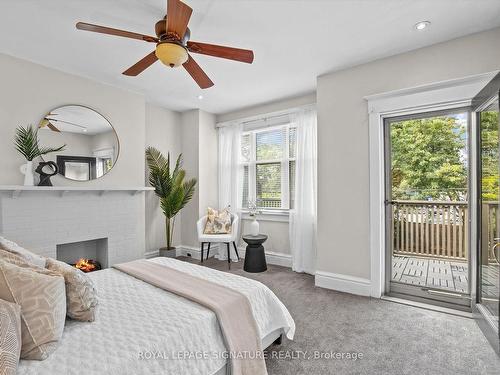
left=17, top=257, right=295, bottom=375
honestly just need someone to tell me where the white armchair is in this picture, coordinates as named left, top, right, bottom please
left=197, top=214, right=240, bottom=267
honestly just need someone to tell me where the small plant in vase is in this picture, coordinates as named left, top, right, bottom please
left=248, top=200, right=262, bottom=236
left=14, top=125, right=65, bottom=186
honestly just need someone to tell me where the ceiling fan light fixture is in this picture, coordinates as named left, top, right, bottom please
left=39, top=118, right=50, bottom=128
left=155, top=42, right=188, bottom=68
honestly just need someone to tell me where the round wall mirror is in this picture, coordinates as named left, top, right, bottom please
left=38, top=105, right=119, bottom=181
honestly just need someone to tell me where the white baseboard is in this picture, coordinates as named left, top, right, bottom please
left=146, top=244, right=292, bottom=268
left=265, top=251, right=292, bottom=267
left=315, top=271, right=372, bottom=297
left=223, top=246, right=292, bottom=268
left=144, top=250, right=159, bottom=258
left=177, top=244, right=220, bottom=260
left=144, top=245, right=219, bottom=261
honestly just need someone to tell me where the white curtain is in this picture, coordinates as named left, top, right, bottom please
left=290, top=109, right=317, bottom=274
left=217, top=122, right=243, bottom=259
left=218, top=122, right=243, bottom=209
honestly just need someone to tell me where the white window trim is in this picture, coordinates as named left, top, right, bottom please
left=240, top=210, right=290, bottom=222
left=365, top=71, right=497, bottom=299
left=241, top=123, right=296, bottom=212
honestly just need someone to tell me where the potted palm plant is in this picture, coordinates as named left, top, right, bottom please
left=14, top=125, right=65, bottom=186
left=146, top=147, right=196, bottom=257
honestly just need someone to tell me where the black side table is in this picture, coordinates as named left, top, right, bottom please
left=242, top=234, right=268, bottom=273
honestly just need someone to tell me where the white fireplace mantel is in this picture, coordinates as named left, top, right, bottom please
left=0, top=185, right=155, bottom=198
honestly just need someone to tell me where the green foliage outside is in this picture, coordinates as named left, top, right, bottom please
left=391, top=115, right=468, bottom=201
left=252, top=129, right=296, bottom=208
left=391, top=111, right=499, bottom=202
left=480, top=111, right=499, bottom=201
left=256, top=132, right=283, bottom=204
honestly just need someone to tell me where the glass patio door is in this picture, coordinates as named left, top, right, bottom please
left=473, top=74, right=500, bottom=354
left=384, top=108, right=471, bottom=309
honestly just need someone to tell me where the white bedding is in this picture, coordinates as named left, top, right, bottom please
left=17, top=257, right=295, bottom=375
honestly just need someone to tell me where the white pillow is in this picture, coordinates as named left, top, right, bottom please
left=0, top=236, right=46, bottom=268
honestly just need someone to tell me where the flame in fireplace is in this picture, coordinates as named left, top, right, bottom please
left=74, top=258, right=98, bottom=273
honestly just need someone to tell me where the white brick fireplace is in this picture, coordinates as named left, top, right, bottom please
left=57, top=238, right=109, bottom=268
left=0, top=187, right=151, bottom=266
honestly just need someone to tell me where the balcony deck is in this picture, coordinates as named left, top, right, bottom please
left=392, top=255, right=469, bottom=293
left=392, top=255, right=500, bottom=304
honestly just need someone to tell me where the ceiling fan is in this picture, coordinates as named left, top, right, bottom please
left=76, top=0, right=254, bottom=89
left=40, top=116, right=88, bottom=133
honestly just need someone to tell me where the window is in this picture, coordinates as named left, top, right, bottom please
left=241, top=125, right=296, bottom=210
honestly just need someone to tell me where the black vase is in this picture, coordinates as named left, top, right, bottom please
left=35, top=161, right=58, bottom=186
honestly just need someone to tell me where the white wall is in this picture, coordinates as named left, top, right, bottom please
left=179, top=110, right=219, bottom=250
left=38, top=129, right=94, bottom=159
left=180, top=110, right=201, bottom=248
left=198, top=110, right=218, bottom=217
left=238, top=219, right=291, bottom=255
left=316, top=27, right=500, bottom=283
left=144, top=103, right=183, bottom=252
left=91, top=130, right=118, bottom=163
left=0, top=53, right=145, bottom=187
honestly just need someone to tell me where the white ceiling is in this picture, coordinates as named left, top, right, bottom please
left=44, top=105, right=113, bottom=135
left=1, top=0, right=500, bottom=115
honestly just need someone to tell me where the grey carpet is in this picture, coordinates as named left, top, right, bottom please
left=179, top=256, right=500, bottom=375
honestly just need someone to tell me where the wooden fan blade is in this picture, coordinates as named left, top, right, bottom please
left=47, top=123, right=61, bottom=132
left=76, top=22, right=158, bottom=43
left=166, top=0, right=193, bottom=39
left=122, top=51, right=158, bottom=76
left=183, top=55, right=214, bottom=89
left=40, top=118, right=61, bottom=132
left=187, top=41, right=254, bottom=63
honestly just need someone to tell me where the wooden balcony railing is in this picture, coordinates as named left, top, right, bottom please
left=391, top=200, right=468, bottom=260
left=392, top=200, right=499, bottom=262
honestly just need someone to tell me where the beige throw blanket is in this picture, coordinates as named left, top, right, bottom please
left=113, top=259, right=267, bottom=375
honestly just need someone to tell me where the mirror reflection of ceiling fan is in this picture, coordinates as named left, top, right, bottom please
left=75, top=0, right=254, bottom=89
left=39, top=116, right=88, bottom=133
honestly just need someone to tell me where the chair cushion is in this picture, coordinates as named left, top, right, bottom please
left=0, top=236, right=46, bottom=268
left=46, top=258, right=98, bottom=322
left=0, top=299, right=22, bottom=375
left=0, top=259, right=66, bottom=360
left=203, top=207, right=232, bottom=234
left=198, top=234, right=233, bottom=242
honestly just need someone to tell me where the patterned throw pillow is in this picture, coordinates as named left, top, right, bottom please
left=0, top=299, right=21, bottom=375
left=46, top=258, right=98, bottom=322
left=203, top=206, right=232, bottom=234
left=0, top=259, right=66, bottom=360
left=0, top=236, right=46, bottom=268
left=0, top=249, right=29, bottom=267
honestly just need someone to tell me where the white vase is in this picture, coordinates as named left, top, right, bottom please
left=249, top=217, right=260, bottom=236
left=20, top=160, right=34, bottom=186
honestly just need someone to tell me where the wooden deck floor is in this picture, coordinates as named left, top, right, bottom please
left=392, top=256, right=469, bottom=293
